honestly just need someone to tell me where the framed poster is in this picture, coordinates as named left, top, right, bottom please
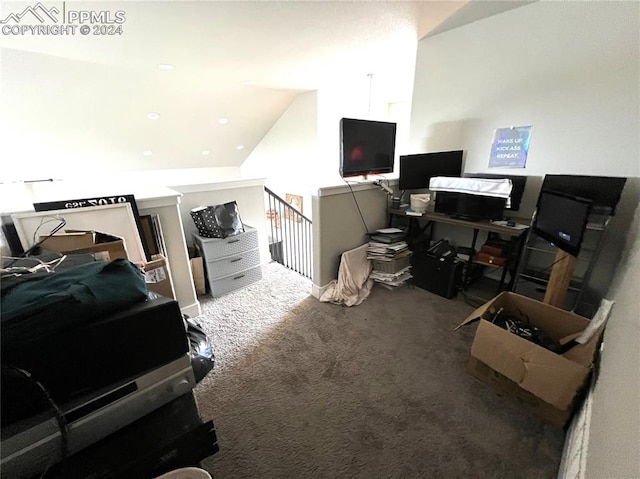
left=488, top=126, right=532, bottom=168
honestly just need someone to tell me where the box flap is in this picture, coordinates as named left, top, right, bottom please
left=471, top=320, right=589, bottom=410
left=40, top=231, right=95, bottom=251
left=455, top=292, right=510, bottom=330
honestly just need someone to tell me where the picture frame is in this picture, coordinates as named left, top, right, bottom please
left=285, top=194, right=303, bottom=222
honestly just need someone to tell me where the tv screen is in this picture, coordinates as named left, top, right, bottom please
left=534, top=190, right=592, bottom=257
left=434, top=192, right=506, bottom=222
left=464, top=173, right=528, bottom=211
left=339, top=118, right=396, bottom=179
left=399, top=151, right=463, bottom=190
left=541, top=175, right=626, bottom=215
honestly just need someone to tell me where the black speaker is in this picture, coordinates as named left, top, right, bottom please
left=410, top=253, right=463, bottom=299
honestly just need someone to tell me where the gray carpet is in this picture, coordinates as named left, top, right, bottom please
left=194, top=262, right=565, bottom=478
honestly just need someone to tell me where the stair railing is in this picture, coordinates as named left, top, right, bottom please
left=264, top=187, right=312, bottom=279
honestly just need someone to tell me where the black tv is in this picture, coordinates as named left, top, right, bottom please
left=541, top=175, right=626, bottom=215
left=534, top=190, right=592, bottom=257
left=398, top=151, right=463, bottom=190
left=434, top=192, right=506, bottom=222
left=464, top=173, right=528, bottom=211
left=339, top=118, right=396, bottom=179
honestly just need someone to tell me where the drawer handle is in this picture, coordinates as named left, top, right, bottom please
left=227, top=239, right=240, bottom=244
left=230, top=257, right=242, bottom=263
left=233, top=274, right=245, bottom=280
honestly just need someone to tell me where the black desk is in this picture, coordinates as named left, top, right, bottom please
left=389, top=208, right=530, bottom=292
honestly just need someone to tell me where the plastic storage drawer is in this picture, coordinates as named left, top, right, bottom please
left=208, top=266, right=263, bottom=298
left=193, top=227, right=259, bottom=260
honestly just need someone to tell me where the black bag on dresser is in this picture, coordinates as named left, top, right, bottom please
left=190, top=201, right=245, bottom=239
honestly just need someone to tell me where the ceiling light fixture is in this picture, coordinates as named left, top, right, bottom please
left=236, top=145, right=245, bottom=151
left=218, top=118, right=229, bottom=125
left=143, top=150, right=153, bottom=156
left=201, top=150, right=210, bottom=156
left=147, top=112, right=161, bottom=120
left=158, top=64, right=174, bottom=70
left=244, top=80, right=256, bottom=86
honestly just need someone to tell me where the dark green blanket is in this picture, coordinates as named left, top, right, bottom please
left=1, top=259, right=148, bottom=346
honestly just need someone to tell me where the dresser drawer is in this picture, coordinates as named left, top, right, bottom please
left=193, top=226, right=259, bottom=261
left=205, top=247, right=261, bottom=280
left=208, top=265, right=263, bottom=297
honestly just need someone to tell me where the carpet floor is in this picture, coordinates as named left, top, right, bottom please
left=194, top=262, right=565, bottom=478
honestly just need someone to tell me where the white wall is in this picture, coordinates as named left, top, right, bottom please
left=585, top=203, right=640, bottom=479
left=409, top=1, right=639, bottom=179
left=408, top=2, right=640, bottom=477
left=241, top=91, right=319, bottom=218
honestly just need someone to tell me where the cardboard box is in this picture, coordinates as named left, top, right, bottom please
left=188, top=243, right=206, bottom=295
left=458, top=292, right=603, bottom=428
left=190, top=257, right=206, bottom=295
left=144, top=254, right=175, bottom=299
left=40, top=230, right=127, bottom=261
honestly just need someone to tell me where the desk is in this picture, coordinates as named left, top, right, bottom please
left=388, top=208, right=530, bottom=292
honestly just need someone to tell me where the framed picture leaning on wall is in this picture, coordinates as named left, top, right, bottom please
left=285, top=194, right=303, bottom=222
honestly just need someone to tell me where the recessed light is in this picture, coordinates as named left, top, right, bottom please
left=143, top=150, right=153, bottom=156
left=147, top=112, right=161, bottom=120
left=236, top=145, right=245, bottom=150
left=201, top=150, right=210, bottom=155
left=244, top=80, right=256, bottom=85
left=218, top=118, right=229, bottom=125
left=158, top=64, right=174, bottom=70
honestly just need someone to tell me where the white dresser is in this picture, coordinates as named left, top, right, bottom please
left=193, top=226, right=262, bottom=297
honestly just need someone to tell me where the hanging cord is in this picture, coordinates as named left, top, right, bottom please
left=367, top=73, right=373, bottom=119
left=1, top=255, right=67, bottom=279
left=343, top=178, right=370, bottom=234
left=3, top=216, right=66, bottom=268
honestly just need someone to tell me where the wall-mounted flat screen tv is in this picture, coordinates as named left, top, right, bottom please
left=464, top=173, right=528, bottom=211
left=540, top=175, right=626, bottom=215
left=339, top=118, right=396, bottom=179
left=399, top=151, right=463, bottom=190
left=534, top=190, right=592, bottom=257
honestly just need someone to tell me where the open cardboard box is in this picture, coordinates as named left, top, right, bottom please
left=457, top=292, right=604, bottom=428
left=40, top=230, right=128, bottom=262
left=143, top=254, right=175, bottom=299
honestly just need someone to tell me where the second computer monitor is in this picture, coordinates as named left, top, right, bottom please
left=398, top=151, right=463, bottom=191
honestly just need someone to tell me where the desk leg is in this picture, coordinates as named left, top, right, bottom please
left=460, top=228, right=480, bottom=290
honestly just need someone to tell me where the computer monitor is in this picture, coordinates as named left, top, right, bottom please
left=534, top=190, right=592, bottom=257
left=540, top=174, right=626, bottom=215
left=434, top=192, right=506, bottom=222
left=398, top=151, right=463, bottom=190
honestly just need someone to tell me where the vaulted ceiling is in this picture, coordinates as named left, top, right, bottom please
left=0, top=1, right=532, bottom=179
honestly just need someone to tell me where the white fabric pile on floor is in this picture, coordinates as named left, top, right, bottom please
left=319, top=243, right=373, bottom=307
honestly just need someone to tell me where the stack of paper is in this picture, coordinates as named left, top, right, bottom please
left=369, top=267, right=413, bottom=289
left=367, top=228, right=413, bottom=288
left=367, top=241, right=409, bottom=259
